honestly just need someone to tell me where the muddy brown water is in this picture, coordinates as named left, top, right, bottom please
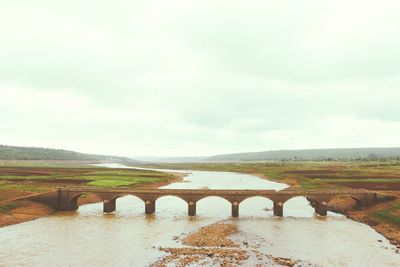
left=0, top=163, right=399, bottom=266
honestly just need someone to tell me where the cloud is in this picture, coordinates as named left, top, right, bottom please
left=0, top=0, right=400, bottom=156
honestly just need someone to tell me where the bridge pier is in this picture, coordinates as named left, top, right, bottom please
left=232, top=202, right=239, bottom=217
left=315, top=201, right=327, bottom=216
left=103, top=199, right=116, bottom=213
left=57, top=189, right=79, bottom=211
left=145, top=200, right=156, bottom=215
left=188, top=201, right=196, bottom=216
left=273, top=201, right=283, bottom=217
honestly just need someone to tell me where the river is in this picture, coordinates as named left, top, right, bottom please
left=0, top=163, right=399, bottom=266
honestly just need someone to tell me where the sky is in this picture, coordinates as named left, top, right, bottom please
left=1, top=0, right=400, bottom=157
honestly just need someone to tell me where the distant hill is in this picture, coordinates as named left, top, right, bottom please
left=0, top=145, right=135, bottom=162
left=135, top=156, right=207, bottom=163
left=207, top=147, right=400, bottom=162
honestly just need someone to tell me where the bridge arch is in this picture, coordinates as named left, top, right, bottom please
left=345, top=195, right=362, bottom=207
left=113, top=193, right=147, bottom=203
left=196, top=195, right=233, bottom=203
left=68, top=192, right=105, bottom=210
left=196, top=196, right=232, bottom=217
left=239, top=196, right=274, bottom=217
left=328, top=194, right=363, bottom=211
left=111, top=194, right=146, bottom=214
left=155, top=194, right=189, bottom=204
left=283, top=196, right=316, bottom=217
left=240, top=195, right=275, bottom=203
left=284, top=195, right=320, bottom=204
left=154, top=195, right=188, bottom=215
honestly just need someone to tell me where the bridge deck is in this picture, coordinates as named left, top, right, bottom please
left=60, top=186, right=370, bottom=196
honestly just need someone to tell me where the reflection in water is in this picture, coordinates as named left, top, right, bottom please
left=0, top=164, right=399, bottom=266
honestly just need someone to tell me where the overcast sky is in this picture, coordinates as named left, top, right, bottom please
left=1, top=0, right=400, bottom=157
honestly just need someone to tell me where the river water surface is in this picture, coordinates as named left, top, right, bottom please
left=0, top=163, right=399, bottom=266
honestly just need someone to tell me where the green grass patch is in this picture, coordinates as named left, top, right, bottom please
left=316, top=178, right=400, bottom=183
left=0, top=202, right=23, bottom=214
left=86, top=177, right=163, bottom=187
left=0, top=175, right=51, bottom=180
left=298, top=178, right=338, bottom=189
left=89, top=170, right=167, bottom=177
left=87, top=180, right=137, bottom=187
left=372, top=203, right=400, bottom=227
left=263, top=170, right=286, bottom=180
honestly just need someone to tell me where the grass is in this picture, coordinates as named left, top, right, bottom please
left=316, top=179, right=400, bottom=183
left=87, top=180, right=138, bottom=187
left=371, top=203, right=400, bottom=227
left=0, top=163, right=176, bottom=201
left=0, top=202, right=22, bottom=214
left=298, top=178, right=335, bottom=189
left=86, top=177, right=163, bottom=187
left=0, top=175, right=51, bottom=180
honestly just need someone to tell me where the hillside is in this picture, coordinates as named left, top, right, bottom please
left=0, top=145, right=134, bottom=162
left=207, top=147, right=400, bottom=162
left=135, top=156, right=207, bottom=163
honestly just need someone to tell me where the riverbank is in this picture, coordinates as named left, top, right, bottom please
left=0, top=165, right=185, bottom=228
left=256, top=172, right=400, bottom=249
left=344, top=191, right=400, bottom=248
left=0, top=201, right=54, bottom=227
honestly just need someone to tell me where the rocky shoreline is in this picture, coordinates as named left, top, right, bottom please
left=327, top=192, right=400, bottom=250
left=346, top=212, right=400, bottom=250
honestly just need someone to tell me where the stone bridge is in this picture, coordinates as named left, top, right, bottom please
left=32, top=187, right=378, bottom=217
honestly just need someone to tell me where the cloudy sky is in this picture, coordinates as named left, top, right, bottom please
left=1, top=0, right=400, bottom=157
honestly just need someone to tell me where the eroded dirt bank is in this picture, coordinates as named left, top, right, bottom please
left=0, top=194, right=105, bottom=227
left=324, top=191, right=400, bottom=248
left=0, top=201, right=54, bottom=227
left=337, top=192, right=400, bottom=248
